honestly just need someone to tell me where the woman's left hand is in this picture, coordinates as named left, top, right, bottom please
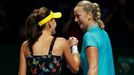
left=67, top=37, right=78, bottom=47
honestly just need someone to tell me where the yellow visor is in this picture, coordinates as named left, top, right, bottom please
left=38, top=11, right=62, bottom=26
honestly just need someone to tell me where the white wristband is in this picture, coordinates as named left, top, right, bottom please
left=72, top=45, right=79, bottom=53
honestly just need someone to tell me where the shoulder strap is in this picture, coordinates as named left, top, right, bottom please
left=48, top=37, right=57, bottom=55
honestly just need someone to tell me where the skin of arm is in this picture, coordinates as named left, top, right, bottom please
left=61, top=38, right=80, bottom=73
left=18, top=41, right=27, bottom=75
left=86, top=46, right=98, bottom=75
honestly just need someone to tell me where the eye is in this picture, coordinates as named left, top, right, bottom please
left=75, top=14, right=81, bottom=18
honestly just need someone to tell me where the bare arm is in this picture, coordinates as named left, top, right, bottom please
left=86, top=46, right=98, bottom=75
left=18, top=42, right=27, bottom=75
left=62, top=38, right=80, bottom=73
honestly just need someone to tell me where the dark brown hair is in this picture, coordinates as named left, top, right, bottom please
left=25, top=7, right=50, bottom=54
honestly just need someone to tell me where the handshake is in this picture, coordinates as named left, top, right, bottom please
left=68, top=37, right=79, bottom=54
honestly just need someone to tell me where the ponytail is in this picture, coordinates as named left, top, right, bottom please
left=96, top=19, right=105, bottom=29
left=92, top=3, right=105, bottom=29
left=25, top=13, right=42, bottom=55
left=25, top=7, right=50, bottom=55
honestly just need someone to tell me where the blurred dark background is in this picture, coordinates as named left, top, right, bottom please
left=0, top=0, right=134, bottom=75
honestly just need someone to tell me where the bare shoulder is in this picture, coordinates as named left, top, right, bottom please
left=20, top=40, right=29, bottom=53
left=21, top=40, right=28, bottom=48
left=56, top=37, right=67, bottom=43
left=55, top=37, right=68, bottom=46
left=55, top=37, right=69, bottom=49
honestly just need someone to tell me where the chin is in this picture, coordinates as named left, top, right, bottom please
left=80, top=25, right=83, bottom=29
left=80, top=26, right=87, bottom=32
left=52, top=31, right=56, bottom=35
left=82, top=29, right=87, bottom=33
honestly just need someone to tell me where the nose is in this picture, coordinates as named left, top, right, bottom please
left=75, top=17, right=78, bottom=22
left=52, top=19, right=56, bottom=25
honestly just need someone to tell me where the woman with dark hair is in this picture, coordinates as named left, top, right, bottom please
left=73, top=1, right=115, bottom=75
left=18, top=7, right=80, bottom=75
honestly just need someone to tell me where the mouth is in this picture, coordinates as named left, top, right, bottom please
left=77, top=22, right=82, bottom=25
left=79, top=24, right=83, bottom=29
left=76, top=21, right=83, bottom=29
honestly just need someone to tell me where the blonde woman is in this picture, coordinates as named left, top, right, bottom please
left=73, top=1, right=115, bottom=75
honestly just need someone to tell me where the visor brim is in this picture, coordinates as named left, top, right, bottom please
left=53, top=12, right=62, bottom=18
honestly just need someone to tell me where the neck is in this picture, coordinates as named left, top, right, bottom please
left=38, top=30, right=53, bottom=41
left=42, top=30, right=52, bottom=37
left=88, top=20, right=96, bottom=27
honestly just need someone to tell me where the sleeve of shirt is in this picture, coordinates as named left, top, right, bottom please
left=83, top=33, right=98, bottom=49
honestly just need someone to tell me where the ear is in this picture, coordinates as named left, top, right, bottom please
left=46, top=21, right=51, bottom=28
left=87, top=12, right=92, bottom=20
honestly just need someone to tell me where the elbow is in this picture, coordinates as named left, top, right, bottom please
left=75, top=66, right=80, bottom=73
left=93, top=67, right=98, bottom=73
left=71, top=64, right=80, bottom=73
left=88, top=65, right=98, bottom=75
left=91, top=65, right=98, bottom=72
left=71, top=67, right=79, bottom=73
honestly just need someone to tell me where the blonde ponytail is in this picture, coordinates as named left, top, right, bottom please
left=96, top=19, right=105, bottom=29
left=92, top=3, right=105, bottom=29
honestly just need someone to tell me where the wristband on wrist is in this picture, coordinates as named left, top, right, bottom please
left=72, top=45, right=79, bottom=53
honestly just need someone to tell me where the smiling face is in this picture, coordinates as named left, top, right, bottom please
left=74, top=6, right=91, bottom=31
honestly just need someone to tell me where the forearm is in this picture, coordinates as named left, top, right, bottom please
left=72, top=45, right=80, bottom=69
left=70, top=53, right=80, bottom=73
left=73, top=53, right=80, bottom=68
